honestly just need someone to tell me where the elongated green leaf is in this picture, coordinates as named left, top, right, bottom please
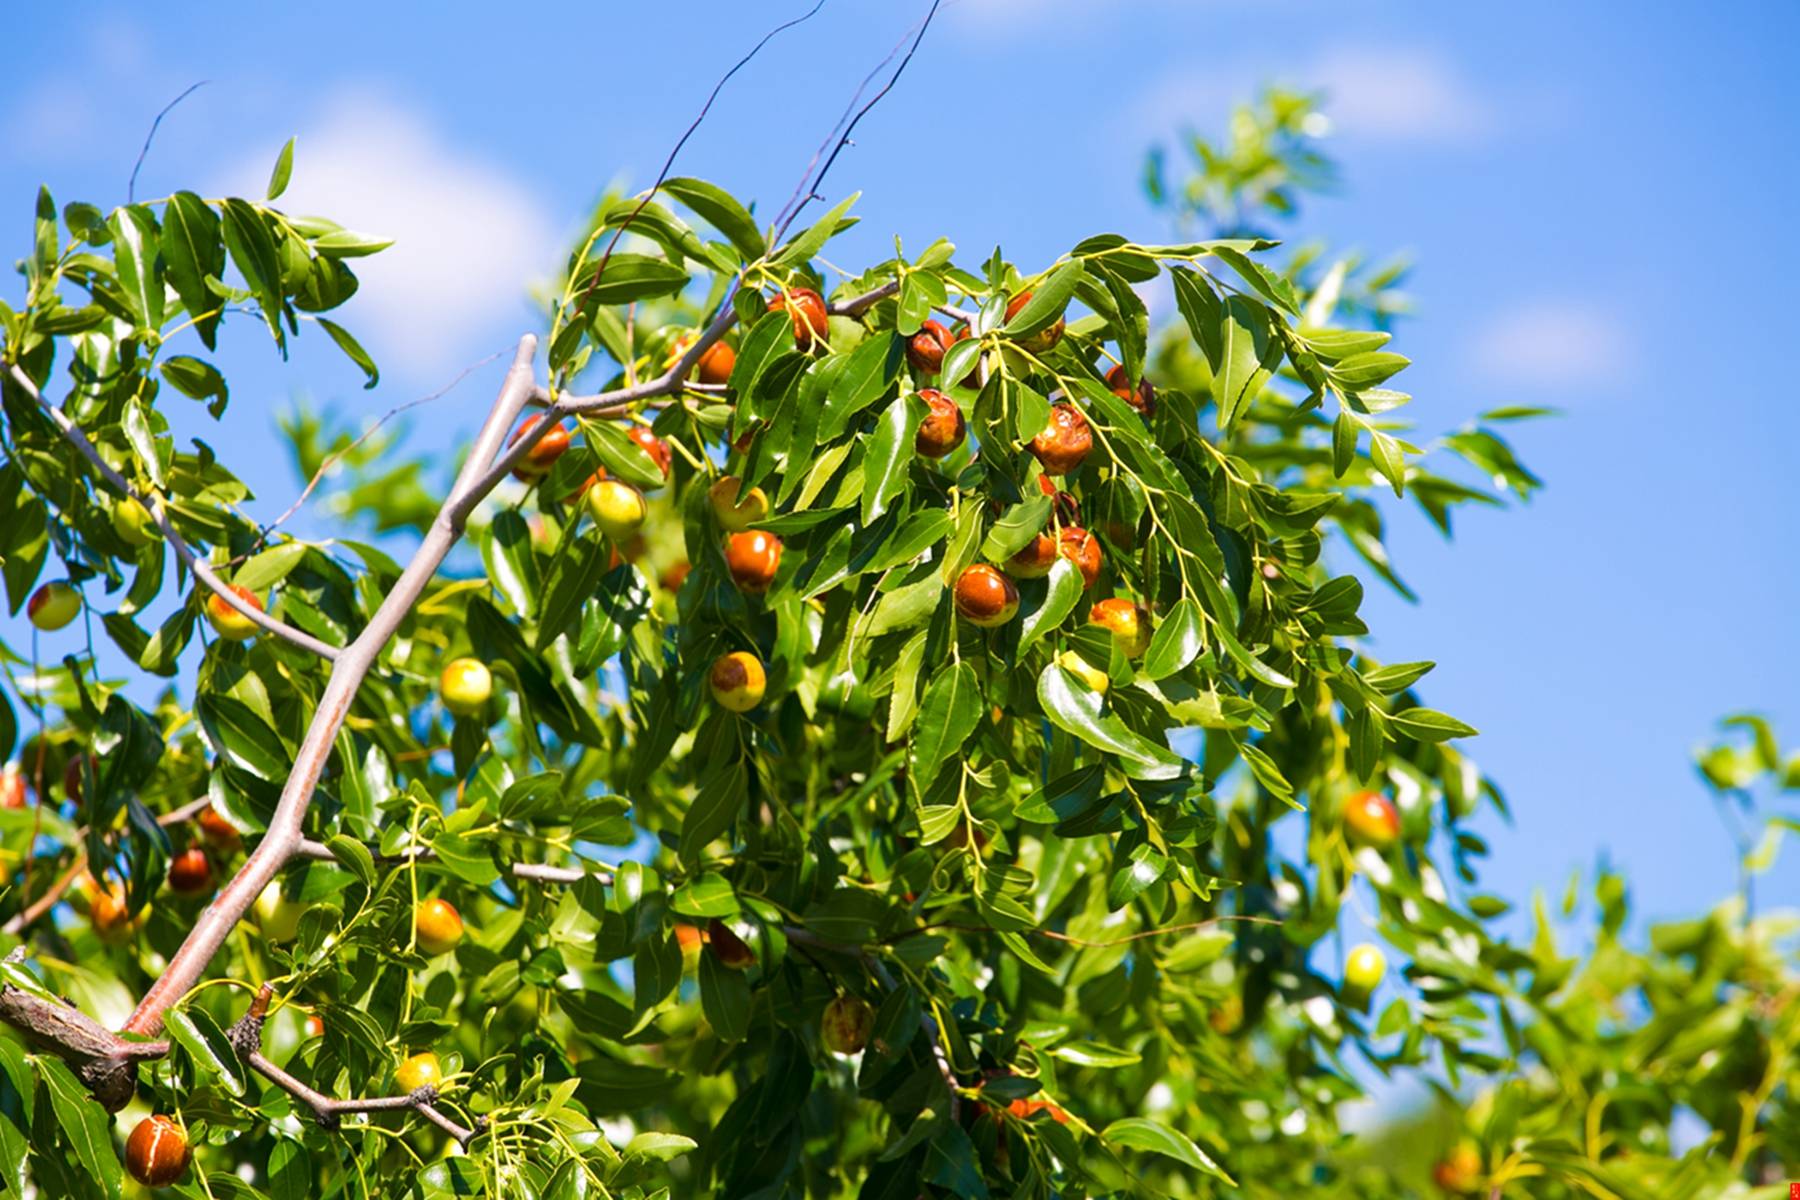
left=315, top=316, right=379, bottom=388
left=910, top=662, right=982, bottom=787
left=1019, top=558, right=1081, bottom=656
left=267, top=136, right=295, bottom=200
left=197, top=693, right=289, bottom=779
left=863, top=392, right=925, bottom=523
left=220, top=198, right=285, bottom=342
left=310, top=228, right=393, bottom=258
left=772, top=192, right=859, bottom=269
left=161, top=191, right=224, bottom=347
left=574, top=252, right=689, bottom=304
left=233, top=541, right=307, bottom=591
left=1389, top=707, right=1478, bottom=742
left=167, top=1005, right=247, bottom=1097
left=979, top=496, right=1051, bottom=563
left=1102, top=1117, right=1235, bottom=1185
left=1051, top=1040, right=1141, bottom=1068
left=1003, top=260, right=1084, bottom=336
left=698, top=952, right=751, bottom=1042
left=536, top=534, right=613, bottom=651
left=1213, top=295, right=1283, bottom=430
left=1143, top=597, right=1203, bottom=680
left=483, top=510, right=542, bottom=617
left=662, top=177, right=765, bottom=261
left=109, top=203, right=164, bottom=329
left=37, top=1056, right=122, bottom=1195
left=1036, top=662, right=1185, bottom=780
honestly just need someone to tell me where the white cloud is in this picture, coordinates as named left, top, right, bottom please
left=1134, top=45, right=1493, bottom=148
left=219, top=89, right=557, bottom=373
left=1470, top=301, right=1631, bottom=387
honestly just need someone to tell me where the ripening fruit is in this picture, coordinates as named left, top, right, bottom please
left=954, top=564, right=1019, bottom=628
left=1029, top=403, right=1093, bottom=476
left=195, top=805, right=240, bottom=849
left=710, top=651, right=767, bottom=712
left=26, top=581, right=81, bottom=631
left=706, top=918, right=756, bottom=970
left=627, top=425, right=672, bottom=481
left=62, top=754, right=93, bottom=804
left=1432, top=1143, right=1482, bottom=1194
left=415, top=898, right=464, bottom=956
left=112, top=496, right=158, bottom=547
left=508, top=414, right=571, bottom=481
left=906, top=319, right=954, bottom=377
left=1057, top=650, right=1109, bottom=693
left=1005, top=289, right=1066, bottom=354
left=305, top=1013, right=325, bottom=1038
left=255, top=880, right=304, bottom=942
left=1007, top=1097, right=1070, bottom=1124
left=125, top=1115, right=190, bottom=1187
left=725, top=531, right=783, bottom=594
left=709, top=475, right=770, bottom=531
left=1058, top=527, right=1103, bottom=589
left=90, top=884, right=135, bottom=943
left=0, top=768, right=25, bottom=810
left=768, top=287, right=830, bottom=349
left=438, top=657, right=493, bottom=719
left=1344, top=943, right=1387, bottom=992
left=394, top=1051, right=443, bottom=1093
left=586, top=479, right=648, bottom=541
left=821, top=994, right=875, bottom=1055
left=674, top=922, right=705, bottom=957
left=205, top=585, right=265, bottom=641
left=167, top=847, right=214, bottom=895
left=1089, top=598, right=1151, bottom=657
left=659, top=561, right=691, bottom=591
left=666, top=332, right=737, bottom=385
left=1006, top=532, right=1058, bottom=580
left=1105, top=364, right=1155, bottom=415
left=1344, top=790, right=1401, bottom=849
left=914, top=389, right=967, bottom=459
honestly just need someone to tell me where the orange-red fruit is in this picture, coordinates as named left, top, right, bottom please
left=1432, top=1144, right=1482, bottom=1194
left=914, top=389, right=966, bottom=459
left=1030, top=403, right=1092, bottom=476
left=709, top=651, right=768, bottom=713
left=0, top=769, right=25, bottom=810
left=1105, top=364, right=1155, bottom=415
left=195, top=805, right=240, bottom=848
left=63, top=754, right=93, bottom=804
left=674, top=922, right=705, bottom=954
left=205, top=585, right=265, bottom=641
left=768, top=287, right=829, bottom=349
left=659, top=561, right=692, bottom=592
left=821, top=994, right=875, bottom=1055
left=305, top=1014, right=326, bottom=1037
left=1007, top=1097, right=1070, bottom=1124
left=1007, top=533, right=1058, bottom=580
left=167, top=847, right=213, bottom=895
left=1058, top=527, right=1103, bottom=589
left=415, top=898, right=464, bottom=956
left=126, top=1115, right=190, bottom=1186
left=1344, top=790, right=1401, bottom=848
left=706, top=918, right=756, bottom=970
left=628, top=425, right=672, bottom=480
left=668, top=333, right=737, bottom=386
left=725, top=531, right=783, bottom=594
left=1090, top=598, right=1151, bottom=657
left=954, top=564, right=1019, bottom=628
left=508, top=414, right=571, bottom=481
left=90, top=885, right=134, bottom=942
left=906, top=320, right=954, bottom=377
left=1005, top=290, right=1066, bottom=354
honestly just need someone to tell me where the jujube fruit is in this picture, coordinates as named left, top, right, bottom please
left=1089, top=598, right=1151, bottom=657
left=1432, top=1143, right=1482, bottom=1194
left=112, top=495, right=158, bottom=546
left=768, top=287, right=829, bottom=349
left=706, top=918, right=756, bottom=969
left=125, top=1115, right=190, bottom=1186
left=1105, top=364, right=1155, bottom=414
left=914, top=389, right=966, bottom=459
left=710, top=651, right=767, bottom=712
left=628, top=425, right=672, bottom=480
left=1007, top=533, right=1058, bottom=579
left=821, top=994, right=874, bottom=1055
left=394, top=1051, right=443, bottom=1093
left=1344, top=790, right=1400, bottom=848
left=508, top=414, right=571, bottom=481
left=1030, top=402, right=1092, bottom=475
left=196, top=805, right=239, bottom=848
left=1005, top=289, right=1066, bottom=354
left=954, top=564, right=1019, bottom=627
left=586, top=479, right=648, bottom=541
left=167, top=847, right=214, bottom=895
left=725, top=530, right=782, bottom=593
left=415, top=897, right=464, bottom=956
left=256, top=880, right=304, bottom=942
left=709, top=475, right=769, bottom=531
left=667, top=332, right=736, bottom=385
left=0, top=769, right=24, bottom=810
left=1058, top=527, right=1103, bottom=588
left=205, top=585, right=265, bottom=641
left=906, top=319, right=954, bottom=377
left=1007, top=1097, right=1069, bottom=1124
left=1057, top=650, right=1109, bottom=693
left=1344, top=942, right=1387, bottom=992
left=26, top=581, right=81, bottom=631
left=439, top=657, right=493, bottom=718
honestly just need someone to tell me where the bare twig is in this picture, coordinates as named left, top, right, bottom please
left=2, top=796, right=212, bottom=937
left=118, top=336, right=539, bottom=1038
left=293, top=838, right=603, bottom=887
left=128, top=82, right=209, bottom=203
left=7, top=364, right=342, bottom=661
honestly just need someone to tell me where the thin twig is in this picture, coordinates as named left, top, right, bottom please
left=293, top=838, right=603, bottom=887
left=7, top=364, right=342, bottom=661
left=128, top=82, right=209, bottom=203
left=2, top=796, right=212, bottom=937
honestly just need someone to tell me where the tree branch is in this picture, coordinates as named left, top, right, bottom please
left=6, top=364, right=342, bottom=662
left=117, top=336, right=540, bottom=1038
left=293, top=838, right=605, bottom=887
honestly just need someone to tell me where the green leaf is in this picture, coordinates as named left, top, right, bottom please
left=1051, top=1040, right=1141, bottom=1068
left=37, top=1056, right=122, bottom=1195
left=671, top=872, right=739, bottom=919
left=863, top=392, right=926, bottom=523
left=909, top=662, right=982, bottom=787
left=1389, top=707, right=1479, bottom=742
left=220, top=198, right=285, bottom=342
left=772, top=192, right=859, bottom=268
left=109, top=203, right=165, bottom=330
left=0, top=1036, right=32, bottom=1195
left=1036, top=662, right=1185, bottom=781
left=323, top=834, right=378, bottom=887
left=310, top=228, right=394, bottom=258
left=1209, top=243, right=1300, bottom=314
left=625, top=1132, right=698, bottom=1162
left=483, top=511, right=542, bottom=617
left=586, top=418, right=667, bottom=489
left=979, top=495, right=1052, bottom=563
left=1102, top=1117, right=1235, bottom=1185
left=1212, top=295, right=1284, bottom=430
left=574, top=252, right=689, bottom=304
left=1143, top=597, right=1203, bottom=680
left=662, top=177, right=766, bottom=261
left=699, top=951, right=751, bottom=1042
left=160, top=355, right=230, bottom=414
left=1018, top=558, right=1081, bottom=656
left=197, top=693, right=290, bottom=780
left=535, top=534, right=613, bottom=652
left=1002, top=260, right=1084, bottom=336
left=886, top=631, right=928, bottom=742
left=1369, top=430, right=1407, bottom=497
left=1333, top=351, right=1411, bottom=389
left=1363, top=661, right=1434, bottom=693
left=167, top=1005, right=248, bottom=1097
left=266, top=136, right=296, bottom=201
left=161, top=191, right=224, bottom=347
left=233, top=541, right=307, bottom=591
left=268, top=1140, right=310, bottom=1200
left=679, top=764, right=746, bottom=868
left=314, top=316, right=379, bottom=388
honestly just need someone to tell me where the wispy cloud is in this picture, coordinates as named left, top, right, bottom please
left=1469, top=300, right=1631, bottom=387
left=218, top=88, right=557, bottom=374
left=1134, top=44, right=1494, bottom=148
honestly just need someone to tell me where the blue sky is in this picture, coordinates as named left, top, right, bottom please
left=3, top=1, right=1797, bottom=932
